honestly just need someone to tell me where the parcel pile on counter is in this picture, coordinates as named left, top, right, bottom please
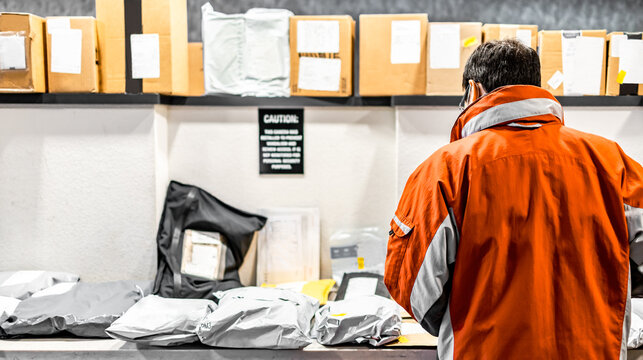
left=0, top=181, right=422, bottom=349
left=0, top=1, right=641, bottom=97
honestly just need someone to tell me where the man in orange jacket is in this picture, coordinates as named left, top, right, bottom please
left=385, top=39, right=643, bottom=359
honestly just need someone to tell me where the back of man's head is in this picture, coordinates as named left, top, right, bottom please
left=462, top=39, right=541, bottom=93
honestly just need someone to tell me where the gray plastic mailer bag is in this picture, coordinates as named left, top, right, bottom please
left=105, top=295, right=216, bottom=346
left=0, top=271, right=79, bottom=300
left=313, top=295, right=402, bottom=346
left=197, top=287, right=318, bottom=349
left=1, top=280, right=150, bottom=338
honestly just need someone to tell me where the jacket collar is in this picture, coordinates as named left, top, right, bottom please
left=450, top=85, right=564, bottom=142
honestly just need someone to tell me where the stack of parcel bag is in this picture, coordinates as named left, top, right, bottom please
left=0, top=181, right=403, bottom=348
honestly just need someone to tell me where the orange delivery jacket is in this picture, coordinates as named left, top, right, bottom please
left=385, top=85, right=643, bottom=359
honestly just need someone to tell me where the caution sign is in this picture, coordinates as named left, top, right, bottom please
left=259, top=108, right=304, bottom=174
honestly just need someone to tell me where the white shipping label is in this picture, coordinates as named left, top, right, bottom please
left=610, top=34, right=627, bottom=57
left=547, top=70, right=564, bottom=90
left=184, top=244, right=220, bottom=280
left=619, top=40, right=643, bottom=84
left=562, top=35, right=604, bottom=95
left=429, top=23, right=460, bottom=69
left=391, top=20, right=421, bottom=64
left=130, top=33, right=160, bottom=79
left=0, top=35, right=27, bottom=70
left=297, top=20, right=340, bottom=53
left=344, top=277, right=379, bottom=300
left=298, top=56, right=341, bottom=91
left=50, top=29, right=82, bottom=74
left=515, top=29, right=532, bottom=48
left=47, top=17, right=70, bottom=34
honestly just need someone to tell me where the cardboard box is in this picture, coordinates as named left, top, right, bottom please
left=606, top=32, right=643, bottom=96
left=0, top=13, right=46, bottom=93
left=290, top=15, right=354, bottom=97
left=95, top=0, right=188, bottom=94
left=539, top=30, right=606, bottom=96
left=176, top=42, right=204, bottom=96
left=46, top=17, right=99, bottom=93
left=426, top=22, right=482, bottom=95
left=482, top=24, right=538, bottom=49
left=359, top=14, right=427, bottom=96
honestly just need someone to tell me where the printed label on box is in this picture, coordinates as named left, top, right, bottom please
left=562, top=34, right=603, bottom=95
left=0, top=34, right=26, bottom=70
left=430, top=23, right=460, bottom=69
left=391, top=20, right=421, bottom=64
left=515, top=29, right=532, bottom=48
left=610, top=34, right=627, bottom=57
left=619, top=40, right=643, bottom=84
left=547, top=70, right=564, bottom=90
left=50, top=29, right=82, bottom=74
left=130, top=33, right=160, bottom=79
left=297, top=20, right=340, bottom=54
left=298, top=56, right=341, bottom=92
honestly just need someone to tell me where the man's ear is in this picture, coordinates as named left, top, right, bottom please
left=467, top=80, right=479, bottom=104
left=467, top=81, right=487, bottom=104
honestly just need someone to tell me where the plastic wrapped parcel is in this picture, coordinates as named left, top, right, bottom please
left=197, top=287, right=318, bottom=349
left=1, top=280, right=150, bottom=338
left=106, top=295, right=216, bottom=346
left=313, top=295, right=402, bottom=346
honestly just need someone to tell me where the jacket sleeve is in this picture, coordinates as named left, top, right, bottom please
left=384, top=154, right=461, bottom=336
left=620, top=148, right=643, bottom=278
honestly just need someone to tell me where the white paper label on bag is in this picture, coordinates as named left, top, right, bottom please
left=430, top=23, right=460, bottom=69
left=562, top=34, right=604, bottom=95
left=344, top=277, right=378, bottom=300
left=516, top=29, right=532, bottom=48
left=47, top=18, right=70, bottom=34
left=619, top=40, right=643, bottom=84
left=130, top=33, right=160, bottom=79
left=610, top=34, right=627, bottom=57
left=298, top=56, right=341, bottom=91
left=0, top=35, right=27, bottom=70
left=50, top=29, right=82, bottom=74
left=547, top=70, right=564, bottom=89
left=391, top=20, right=421, bottom=64
left=297, top=20, right=340, bottom=53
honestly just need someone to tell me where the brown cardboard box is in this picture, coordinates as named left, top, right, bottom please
left=177, top=42, right=204, bottom=96
left=142, top=0, right=188, bottom=94
left=95, top=0, right=188, bottom=94
left=46, top=17, right=99, bottom=93
left=539, top=30, right=606, bottom=96
left=606, top=32, right=643, bottom=96
left=0, top=13, right=46, bottom=92
left=359, top=14, right=427, bottom=96
left=95, top=0, right=125, bottom=93
left=482, top=24, right=538, bottom=50
left=290, top=15, right=354, bottom=97
left=426, top=22, right=482, bottom=95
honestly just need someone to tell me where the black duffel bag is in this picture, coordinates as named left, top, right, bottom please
left=153, top=181, right=267, bottom=299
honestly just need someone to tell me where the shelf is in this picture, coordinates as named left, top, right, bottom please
left=0, top=93, right=160, bottom=105
left=392, top=95, right=643, bottom=107
left=0, top=93, right=640, bottom=107
left=161, top=94, right=391, bottom=107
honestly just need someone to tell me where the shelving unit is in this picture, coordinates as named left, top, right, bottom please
left=0, top=94, right=640, bottom=107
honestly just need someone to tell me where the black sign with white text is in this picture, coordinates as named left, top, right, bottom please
left=259, top=108, right=304, bottom=174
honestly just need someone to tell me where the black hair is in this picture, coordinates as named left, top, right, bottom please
left=462, top=39, right=541, bottom=92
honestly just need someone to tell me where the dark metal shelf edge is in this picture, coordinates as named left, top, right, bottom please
left=0, top=94, right=639, bottom=107
left=0, top=93, right=160, bottom=104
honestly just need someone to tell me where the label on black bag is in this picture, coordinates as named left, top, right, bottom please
left=259, top=108, right=304, bottom=174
